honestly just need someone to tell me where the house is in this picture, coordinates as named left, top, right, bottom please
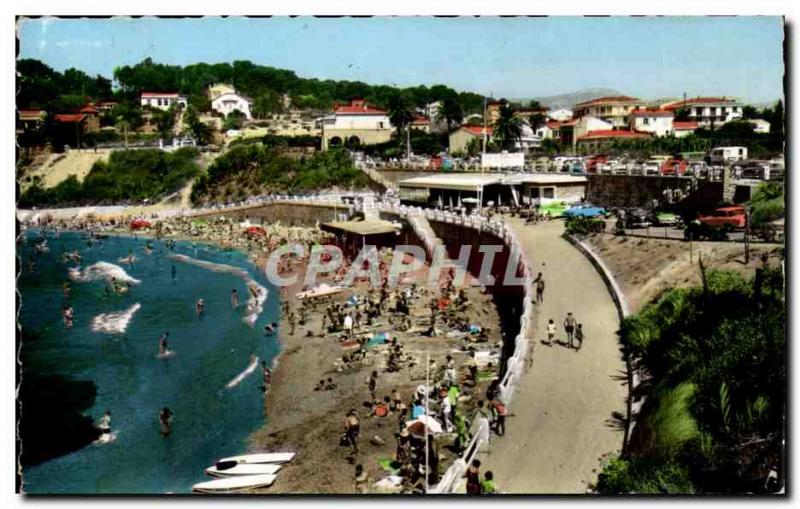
left=448, top=124, right=492, bottom=154
left=486, top=101, right=547, bottom=126
left=672, top=121, right=699, bottom=138
left=747, top=119, right=771, bottom=134
left=95, top=101, right=118, bottom=111
left=573, top=96, right=643, bottom=128
left=208, top=83, right=237, bottom=99
left=576, top=129, right=651, bottom=153
left=317, top=99, right=393, bottom=150
left=140, top=92, right=188, bottom=111
left=17, top=109, right=45, bottom=134
left=211, top=91, right=254, bottom=120
left=410, top=115, right=431, bottom=134
left=629, top=109, right=674, bottom=137
left=551, top=116, right=613, bottom=148
left=660, top=97, right=743, bottom=127
left=547, top=109, right=573, bottom=122
left=424, top=101, right=442, bottom=122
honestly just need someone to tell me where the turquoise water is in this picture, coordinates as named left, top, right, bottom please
left=18, top=231, right=280, bottom=494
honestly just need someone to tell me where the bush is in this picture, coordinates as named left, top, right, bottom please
left=597, top=457, right=695, bottom=494
left=565, top=216, right=605, bottom=235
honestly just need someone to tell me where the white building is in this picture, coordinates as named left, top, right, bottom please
left=747, top=119, right=771, bottom=134
left=661, top=97, right=743, bottom=127
left=424, top=101, right=442, bottom=122
left=140, top=92, right=187, bottom=111
left=211, top=92, right=254, bottom=120
left=547, top=108, right=573, bottom=122
left=672, top=121, right=699, bottom=138
left=629, top=109, right=674, bottom=137
left=317, top=99, right=393, bottom=150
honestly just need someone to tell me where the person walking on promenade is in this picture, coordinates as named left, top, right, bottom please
left=575, top=323, right=584, bottom=350
left=353, top=464, right=369, bottom=494
left=564, top=312, right=577, bottom=348
left=489, top=398, right=507, bottom=436
left=481, top=471, right=498, bottom=494
left=465, top=459, right=482, bottom=495
left=534, top=272, right=545, bottom=304
left=367, top=371, right=378, bottom=402
left=546, top=319, right=556, bottom=346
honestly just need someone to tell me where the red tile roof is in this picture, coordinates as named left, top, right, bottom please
left=141, top=92, right=180, bottom=98
left=662, top=97, right=739, bottom=110
left=411, top=115, right=430, bottom=124
left=79, top=105, right=99, bottom=114
left=334, top=100, right=387, bottom=115
left=630, top=109, right=673, bottom=118
left=575, top=95, right=639, bottom=107
left=461, top=124, right=493, bottom=136
left=577, top=129, right=650, bottom=141
left=54, top=114, right=87, bottom=123
left=546, top=119, right=577, bottom=129
left=672, top=121, right=700, bottom=130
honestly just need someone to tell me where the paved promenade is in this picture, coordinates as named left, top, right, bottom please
left=481, top=217, right=627, bottom=493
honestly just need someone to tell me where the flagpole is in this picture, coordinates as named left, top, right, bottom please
left=425, top=350, right=430, bottom=494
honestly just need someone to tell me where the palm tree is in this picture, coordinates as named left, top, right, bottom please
left=387, top=93, right=415, bottom=159
left=492, top=103, right=523, bottom=151
left=436, top=96, right=463, bottom=133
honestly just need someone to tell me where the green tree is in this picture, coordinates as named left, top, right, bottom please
left=387, top=92, right=415, bottom=159
left=492, top=102, right=523, bottom=151
left=437, top=96, right=463, bottom=133
left=223, top=109, right=247, bottom=131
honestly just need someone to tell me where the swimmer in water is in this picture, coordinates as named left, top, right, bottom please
left=159, top=332, right=170, bottom=355
left=231, top=288, right=239, bottom=309
left=97, top=409, right=111, bottom=434
left=63, top=304, right=74, bottom=328
left=196, top=298, right=205, bottom=316
left=171, top=265, right=177, bottom=280
left=159, top=407, right=173, bottom=436
left=264, top=322, right=278, bottom=335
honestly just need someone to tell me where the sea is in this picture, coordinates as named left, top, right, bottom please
left=17, top=229, right=281, bottom=494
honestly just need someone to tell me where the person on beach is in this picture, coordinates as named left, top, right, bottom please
left=196, top=298, right=205, bottom=316
left=159, top=332, right=169, bottom=355
left=314, top=379, right=325, bottom=391
left=564, top=312, right=577, bottom=348
left=96, top=409, right=111, bottom=435
left=231, top=289, right=239, bottom=308
left=261, top=361, right=271, bottom=391
left=546, top=319, right=556, bottom=345
left=353, top=464, right=369, bottom=494
left=344, top=409, right=360, bottom=456
left=367, top=371, right=378, bottom=402
left=325, top=378, right=337, bottom=390
left=465, top=459, right=482, bottom=495
left=264, top=322, right=277, bottom=335
left=344, top=313, right=354, bottom=340
left=489, top=398, right=507, bottom=436
left=535, top=273, right=545, bottom=304
left=575, top=323, right=584, bottom=350
left=159, top=407, right=173, bottom=436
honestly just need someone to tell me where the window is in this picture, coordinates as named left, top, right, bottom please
left=643, top=117, right=650, bottom=125
left=543, top=187, right=555, bottom=199
left=378, top=122, right=384, bottom=128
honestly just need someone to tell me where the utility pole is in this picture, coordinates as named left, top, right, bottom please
left=744, top=208, right=751, bottom=264
left=425, top=351, right=430, bottom=495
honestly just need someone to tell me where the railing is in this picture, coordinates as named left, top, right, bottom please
left=380, top=204, right=534, bottom=494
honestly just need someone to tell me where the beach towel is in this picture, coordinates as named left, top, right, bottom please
left=377, top=458, right=401, bottom=474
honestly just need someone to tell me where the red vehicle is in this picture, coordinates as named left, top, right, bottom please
left=698, top=206, right=746, bottom=229
left=660, top=158, right=688, bottom=176
left=585, top=155, right=608, bottom=174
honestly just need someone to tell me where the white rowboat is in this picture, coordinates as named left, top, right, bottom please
left=217, top=452, right=295, bottom=465
left=205, top=463, right=282, bottom=478
left=192, top=474, right=277, bottom=493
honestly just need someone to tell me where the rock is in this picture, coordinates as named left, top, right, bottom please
left=370, top=435, right=385, bottom=446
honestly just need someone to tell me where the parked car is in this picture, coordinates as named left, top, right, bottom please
left=660, top=158, right=688, bottom=176
left=622, top=208, right=651, bottom=228
left=684, top=220, right=730, bottom=241
left=585, top=155, right=608, bottom=174
left=653, top=211, right=682, bottom=227
left=697, top=206, right=746, bottom=230
left=564, top=203, right=607, bottom=218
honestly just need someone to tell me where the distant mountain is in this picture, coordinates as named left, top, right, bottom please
left=513, top=88, right=626, bottom=110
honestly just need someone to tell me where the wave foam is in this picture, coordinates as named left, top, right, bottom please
left=91, top=303, right=141, bottom=335
left=69, top=261, right=141, bottom=285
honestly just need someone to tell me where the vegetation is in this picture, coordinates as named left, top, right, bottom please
left=598, top=261, right=785, bottom=494
left=361, top=130, right=448, bottom=159
left=19, top=147, right=201, bottom=207
left=565, top=216, right=605, bottom=235
left=191, top=145, right=369, bottom=204
left=748, top=181, right=784, bottom=227
left=492, top=103, right=523, bottom=150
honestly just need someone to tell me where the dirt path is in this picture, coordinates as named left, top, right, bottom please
left=478, top=217, right=626, bottom=493
left=24, top=149, right=110, bottom=190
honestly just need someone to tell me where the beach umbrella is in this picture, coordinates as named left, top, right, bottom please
left=245, top=226, right=266, bottom=237
left=437, top=195, right=443, bottom=209
left=130, top=219, right=151, bottom=230
left=406, top=416, right=443, bottom=436
left=448, top=196, right=454, bottom=209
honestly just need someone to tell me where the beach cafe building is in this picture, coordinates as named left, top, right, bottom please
left=321, top=219, right=402, bottom=258
left=397, top=173, right=588, bottom=208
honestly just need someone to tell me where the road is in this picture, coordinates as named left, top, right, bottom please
left=478, top=217, right=627, bottom=494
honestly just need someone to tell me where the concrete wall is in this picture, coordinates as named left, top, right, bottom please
left=586, top=175, right=723, bottom=211
left=197, top=203, right=348, bottom=227
left=429, top=220, right=526, bottom=368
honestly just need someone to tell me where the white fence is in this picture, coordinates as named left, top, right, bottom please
left=380, top=204, right=534, bottom=494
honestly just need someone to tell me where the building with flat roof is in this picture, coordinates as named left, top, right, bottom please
left=397, top=172, right=587, bottom=207
left=321, top=219, right=401, bottom=257
left=660, top=97, right=743, bottom=127
left=140, top=92, right=188, bottom=111
left=629, top=109, right=674, bottom=137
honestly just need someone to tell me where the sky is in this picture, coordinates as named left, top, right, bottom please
left=17, top=16, right=785, bottom=103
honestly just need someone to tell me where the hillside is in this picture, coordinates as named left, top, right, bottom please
left=21, top=150, right=110, bottom=191
left=516, top=87, right=625, bottom=109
